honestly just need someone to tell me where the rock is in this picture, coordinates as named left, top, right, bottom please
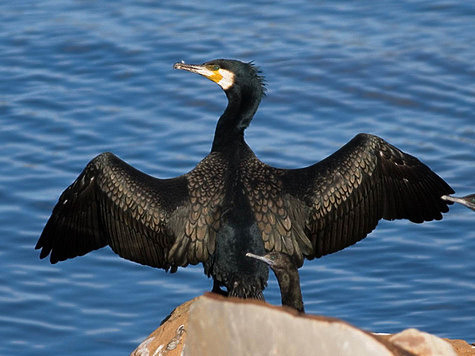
left=131, top=298, right=195, bottom=356
left=131, top=293, right=471, bottom=356
left=445, top=339, right=475, bottom=356
left=389, top=328, right=457, bottom=356
left=185, top=294, right=409, bottom=356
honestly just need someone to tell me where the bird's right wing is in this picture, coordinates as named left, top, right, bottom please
left=36, top=152, right=227, bottom=270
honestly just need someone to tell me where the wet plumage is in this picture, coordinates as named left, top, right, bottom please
left=36, top=59, right=453, bottom=300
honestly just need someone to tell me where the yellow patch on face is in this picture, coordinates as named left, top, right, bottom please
left=207, top=70, right=223, bottom=84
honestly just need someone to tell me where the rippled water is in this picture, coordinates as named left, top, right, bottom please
left=1, top=1, right=474, bottom=354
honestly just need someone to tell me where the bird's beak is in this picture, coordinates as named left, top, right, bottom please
left=174, top=62, right=223, bottom=84
left=246, top=252, right=273, bottom=266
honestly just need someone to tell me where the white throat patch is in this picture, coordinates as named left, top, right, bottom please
left=217, top=69, right=235, bottom=90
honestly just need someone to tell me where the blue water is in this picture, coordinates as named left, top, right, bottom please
left=1, top=1, right=474, bottom=354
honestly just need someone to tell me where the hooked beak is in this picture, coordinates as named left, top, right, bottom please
left=174, top=62, right=222, bottom=82
left=246, top=252, right=273, bottom=266
left=174, top=62, right=212, bottom=75
left=174, top=61, right=234, bottom=90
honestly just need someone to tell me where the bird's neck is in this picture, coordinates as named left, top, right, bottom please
left=211, top=88, right=261, bottom=152
left=276, top=269, right=305, bottom=313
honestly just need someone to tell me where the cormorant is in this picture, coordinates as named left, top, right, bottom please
left=246, top=252, right=304, bottom=312
left=36, top=59, right=453, bottom=301
left=441, top=194, right=475, bottom=211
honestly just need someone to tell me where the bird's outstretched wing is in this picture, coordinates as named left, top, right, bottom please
left=243, top=133, right=453, bottom=265
left=36, top=152, right=226, bottom=269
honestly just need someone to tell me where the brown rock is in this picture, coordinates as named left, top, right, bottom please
left=132, top=294, right=474, bottom=356
left=131, top=297, right=194, bottom=356
left=445, top=339, right=475, bottom=356
left=389, top=328, right=457, bottom=356
left=185, top=293, right=410, bottom=356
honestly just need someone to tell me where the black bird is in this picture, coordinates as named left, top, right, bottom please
left=246, top=252, right=304, bottom=312
left=36, top=59, right=453, bottom=300
left=441, top=194, right=475, bottom=211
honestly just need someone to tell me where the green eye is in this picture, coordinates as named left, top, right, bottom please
left=212, top=65, right=220, bottom=71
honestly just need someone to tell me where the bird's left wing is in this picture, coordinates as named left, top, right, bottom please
left=243, top=134, right=453, bottom=266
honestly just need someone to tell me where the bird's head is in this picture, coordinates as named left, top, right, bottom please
left=246, top=251, right=295, bottom=273
left=174, top=59, right=265, bottom=98
left=174, top=59, right=266, bottom=146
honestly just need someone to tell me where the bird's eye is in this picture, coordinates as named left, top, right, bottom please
left=212, top=65, right=220, bottom=71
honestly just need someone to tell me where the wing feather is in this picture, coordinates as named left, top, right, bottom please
left=281, top=133, right=453, bottom=260
left=244, top=133, right=453, bottom=266
left=36, top=151, right=227, bottom=270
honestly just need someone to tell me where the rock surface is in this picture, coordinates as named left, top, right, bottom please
left=389, top=328, right=457, bottom=356
left=131, top=293, right=473, bottom=356
left=131, top=298, right=194, bottom=356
